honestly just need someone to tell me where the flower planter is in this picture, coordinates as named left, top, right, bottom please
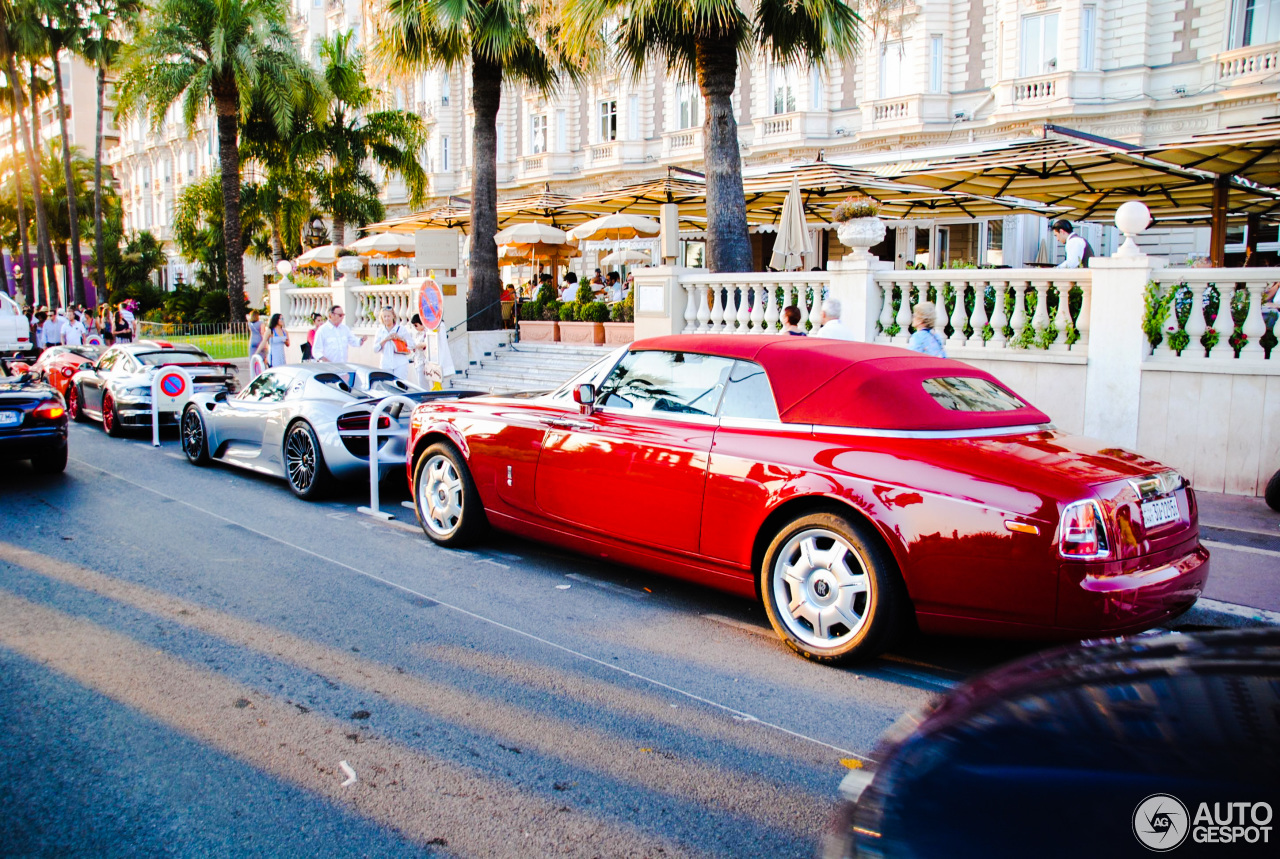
left=559, top=321, right=606, bottom=345
left=835, top=217, right=887, bottom=259
left=519, top=320, right=560, bottom=342
left=602, top=322, right=634, bottom=345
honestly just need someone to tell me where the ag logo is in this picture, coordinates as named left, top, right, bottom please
left=1134, top=794, right=1190, bottom=851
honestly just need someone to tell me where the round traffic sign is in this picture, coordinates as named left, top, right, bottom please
left=159, top=372, right=186, bottom=398
left=250, top=354, right=267, bottom=377
left=418, top=280, right=444, bottom=331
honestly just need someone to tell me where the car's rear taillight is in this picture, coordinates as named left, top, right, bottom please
left=33, top=401, right=65, bottom=420
left=1059, top=499, right=1110, bottom=559
left=337, top=413, right=391, bottom=432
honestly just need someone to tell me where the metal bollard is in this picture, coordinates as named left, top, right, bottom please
left=356, top=394, right=420, bottom=521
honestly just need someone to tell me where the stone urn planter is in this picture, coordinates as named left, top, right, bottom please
left=559, top=321, right=606, bottom=346
left=602, top=322, right=634, bottom=345
left=835, top=217, right=887, bottom=259
left=519, top=320, right=559, bottom=342
left=335, top=255, right=364, bottom=279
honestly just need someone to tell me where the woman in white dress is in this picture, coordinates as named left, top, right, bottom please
left=372, top=306, right=414, bottom=381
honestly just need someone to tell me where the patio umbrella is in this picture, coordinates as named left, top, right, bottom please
left=295, top=244, right=344, bottom=268
left=600, top=249, right=652, bottom=266
left=769, top=177, right=813, bottom=271
left=494, top=222, right=572, bottom=246
left=351, top=233, right=416, bottom=258
left=569, top=214, right=661, bottom=243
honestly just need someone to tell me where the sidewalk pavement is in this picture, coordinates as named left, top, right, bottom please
left=222, top=353, right=1280, bottom=618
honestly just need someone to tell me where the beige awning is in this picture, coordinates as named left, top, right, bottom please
left=1137, top=118, right=1280, bottom=188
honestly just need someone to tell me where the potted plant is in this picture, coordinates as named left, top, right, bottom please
left=604, top=292, right=634, bottom=345
left=831, top=196, right=885, bottom=258
left=560, top=300, right=609, bottom=345
left=518, top=297, right=561, bottom=342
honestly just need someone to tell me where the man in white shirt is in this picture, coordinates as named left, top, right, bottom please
left=814, top=298, right=855, bottom=341
left=63, top=311, right=87, bottom=346
left=1053, top=220, right=1094, bottom=269
left=313, top=305, right=363, bottom=362
left=45, top=310, right=65, bottom=347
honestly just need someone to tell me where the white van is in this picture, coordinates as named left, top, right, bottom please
left=0, top=291, right=33, bottom=354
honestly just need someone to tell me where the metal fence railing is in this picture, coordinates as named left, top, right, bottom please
left=138, top=321, right=251, bottom=360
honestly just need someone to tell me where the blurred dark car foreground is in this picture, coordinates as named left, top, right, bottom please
left=823, top=628, right=1280, bottom=858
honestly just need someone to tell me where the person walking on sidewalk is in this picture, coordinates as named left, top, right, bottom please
left=372, top=306, right=414, bottom=381
left=313, top=305, right=363, bottom=362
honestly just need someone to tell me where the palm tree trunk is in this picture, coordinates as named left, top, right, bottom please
left=468, top=53, right=502, bottom=331
left=8, top=99, right=33, bottom=307
left=10, top=57, right=53, bottom=307
left=332, top=213, right=345, bottom=248
left=695, top=37, right=752, bottom=273
left=52, top=53, right=85, bottom=306
left=93, top=62, right=105, bottom=307
left=213, top=84, right=247, bottom=323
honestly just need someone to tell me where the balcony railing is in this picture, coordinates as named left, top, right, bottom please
left=664, top=128, right=701, bottom=155
left=1216, top=43, right=1280, bottom=81
left=1146, top=268, right=1280, bottom=363
left=1013, top=73, right=1062, bottom=102
left=678, top=272, right=830, bottom=335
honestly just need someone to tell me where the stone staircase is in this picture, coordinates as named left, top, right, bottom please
left=449, top=341, right=617, bottom=394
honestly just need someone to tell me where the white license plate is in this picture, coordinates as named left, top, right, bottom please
left=0, top=410, right=20, bottom=427
left=1141, top=496, right=1180, bottom=529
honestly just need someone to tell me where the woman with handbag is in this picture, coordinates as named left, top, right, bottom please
left=258, top=313, right=290, bottom=367
left=372, top=306, right=414, bottom=381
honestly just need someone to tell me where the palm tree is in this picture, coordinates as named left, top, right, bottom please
left=116, top=0, right=313, bottom=322
left=82, top=0, right=141, bottom=307
left=34, top=0, right=90, bottom=305
left=378, top=0, right=577, bottom=330
left=302, top=31, right=428, bottom=248
left=0, top=76, right=33, bottom=304
left=563, top=0, right=861, bottom=272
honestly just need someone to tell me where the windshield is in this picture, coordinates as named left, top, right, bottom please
left=135, top=351, right=214, bottom=367
left=547, top=346, right=627, bottom=402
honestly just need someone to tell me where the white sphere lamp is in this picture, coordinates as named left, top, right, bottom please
left=276, top=259, right=293, bottom=277
left=1114, top=201, right=1151, bottom=258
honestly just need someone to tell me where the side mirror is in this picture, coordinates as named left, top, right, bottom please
left=573, top=383, right=595, bottom=415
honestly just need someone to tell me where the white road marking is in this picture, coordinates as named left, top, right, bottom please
left=479, top=558, right=510, bottom=570
left=555, top=584, right=571, bottom=590
left=1203, top=538, right=1280, bottom=559
left=68, top=457, right=870, bottom=761
left=1197, top=597, right=1280, bottom=625
left=339, top=760, right=357, bottom=786
left=565, top=573, right=648, bottom=600
left=1202, top=522, right=1280, bottom=537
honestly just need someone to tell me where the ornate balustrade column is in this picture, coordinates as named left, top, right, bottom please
left=989, top=284, right=1009, bottom=346
left=947, top=281, right=970, bottom=349
left=894, top=283, right=914, bottom=344
left=1052, top=282, right=1073, bottom=351
left=1185, top=284, right=1208, bottom=356
left=1240, top=282, right=1268, bottom=358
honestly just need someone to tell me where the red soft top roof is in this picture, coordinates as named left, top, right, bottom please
left=629, top=335, right=1051, bottom=431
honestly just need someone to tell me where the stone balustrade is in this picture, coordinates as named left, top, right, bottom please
left=676, top=272, right=830, bottom=335
left=1147, top=268, right=1280, bottom=363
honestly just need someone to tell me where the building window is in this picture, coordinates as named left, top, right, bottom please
left=677, top=82, right=699, bottom=129
left=441, top=136, right=449, bottom=172
left=809, top=67, right=825, bottom=110
left=879, top=42, right=904, bottom=99
left=497, top=122, right=506, bottom=163
left=556, top=109, right=566, bottom=152
left=929, top=35, right=943, bottom=92
left=598, top=99, right=617, bottom=142
left=1237, top=0, right=1280, bottom=47
left=1080, top=7, right=1097, bottom=70
left=628, top=94, right=639, bottom=140
left=441, top=70, right=450, bottom=106
left=985, top=220, right=1004, bottom=266
left=530, top=114, right=547, bottom=154
left=770, top=64, right=796, bottom=114
left=1020, top=13, right=1059, bottom=77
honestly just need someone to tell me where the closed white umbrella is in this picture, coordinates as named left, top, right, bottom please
left=769, top=177, right=813, bottom=271
left=569, top=214, right=661, bottom=243
left=600, top=249, right=652, bottom=266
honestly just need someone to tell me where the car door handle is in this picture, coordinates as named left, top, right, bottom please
left=548, top=419, right=594, bottom=432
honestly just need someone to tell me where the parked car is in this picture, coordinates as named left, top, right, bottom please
left=0, top=291, right=33, bottom=354
left=179, top=363, right=474, bottom=499
left=0, top=358, right=68, bottom=473
left=405, top=336, right=1209, bottom=663
left=66, top=341, right=238, bottom=436
left=821, top=628, right=1280, bottom=858
left=30, top=344, right=102, bottom=398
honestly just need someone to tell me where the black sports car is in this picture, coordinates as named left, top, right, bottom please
left=0, top=358, right=68, bottom=473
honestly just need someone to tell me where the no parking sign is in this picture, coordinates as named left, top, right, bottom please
left=418, top=279, right=444, bottom=331
left=151, top=366, right=192, bottom=446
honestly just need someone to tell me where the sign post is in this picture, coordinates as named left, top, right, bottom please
left=356, top=395, right=420, bottom=521
left=150, top=366, right=192, bottom=447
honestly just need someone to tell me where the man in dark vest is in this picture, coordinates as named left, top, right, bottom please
left=1053, top=219, right=1095, bottom=268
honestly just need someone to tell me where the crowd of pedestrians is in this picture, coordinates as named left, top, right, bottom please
left=21, top=301, right=137, bottom=357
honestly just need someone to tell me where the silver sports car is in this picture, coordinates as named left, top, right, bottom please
left=179, top=363, right=470, bottom=499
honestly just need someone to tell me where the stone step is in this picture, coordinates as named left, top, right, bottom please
left=448, top=338, right=615, bottom=395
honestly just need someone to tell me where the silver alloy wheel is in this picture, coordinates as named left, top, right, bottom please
left=418, top=453, right=464, bottom=538
left=181, top=408, right=203, bottom=458
left=285, top=426, right=317, bottom=492
left=771, top=527, right=871, bottom=649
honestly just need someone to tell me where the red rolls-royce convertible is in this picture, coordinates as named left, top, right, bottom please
left=405, top=336, right=1209, bottom=664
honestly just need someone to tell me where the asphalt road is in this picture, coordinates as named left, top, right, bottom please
left=1, top=421, right=1274, bottom=858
